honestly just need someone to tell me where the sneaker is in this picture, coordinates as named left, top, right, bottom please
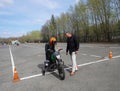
left=75, top=66, right=79, bottom=71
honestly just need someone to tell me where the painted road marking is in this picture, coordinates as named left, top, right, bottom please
left=110, top=47, right=120, bottom=49
left=22, top=44, right=35, bottom=48
left=20, top=70, right=57, bottom=80
left=23, top=44, right=42, bottom=49
left=21, top=74, right=43, bottom=80
left=112, top=55, right=120, bottom=58
left=80, top=46, right=120, bottom=49
left=82, top=54, right=87, bottom=56
left=80, top=46, right=105, bottom=48
left=20, top=55, right=120, bottom=81
left=90, top=55, right=101, bottom=58
left=9, top=45, right=15, bottom=76
left=81, top=53, right=102, bottom=58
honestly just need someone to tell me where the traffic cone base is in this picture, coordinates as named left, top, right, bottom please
left=109, top=50, right=112, bottom=59
left=13, top=67, right=20, bottom=82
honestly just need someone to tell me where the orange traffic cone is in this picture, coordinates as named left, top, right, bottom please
left=109, top=50, right=112, bottom=59
left=13, top=67, right=20, bottom=82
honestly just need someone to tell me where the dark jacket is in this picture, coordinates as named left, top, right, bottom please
left=45, top=42, right=55, bottom=52
left=45, top=42, right=55, bottom=60
left=66, top=35, right=79, bottom=54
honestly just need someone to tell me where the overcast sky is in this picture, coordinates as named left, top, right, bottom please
left=0, top=0, right=79, bottom=38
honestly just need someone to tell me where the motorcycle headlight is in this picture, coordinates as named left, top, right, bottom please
left=56, top=55, right=61, bottom=59
left=45, top=63, right=48, bottom=66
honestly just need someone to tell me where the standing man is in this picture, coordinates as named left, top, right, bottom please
left=65, top=32, right=79, bottom=76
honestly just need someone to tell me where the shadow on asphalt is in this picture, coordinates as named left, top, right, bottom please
left=37, top=64, right=71, bottom=80
left=37, top=64, right=44, bottom=69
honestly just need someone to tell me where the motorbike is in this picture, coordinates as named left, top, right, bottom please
left=42, top=49, right=65, bottom=80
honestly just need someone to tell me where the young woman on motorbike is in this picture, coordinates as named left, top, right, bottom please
left=45, top=37, right=57, bottom=63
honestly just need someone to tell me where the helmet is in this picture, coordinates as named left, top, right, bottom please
left=50, top=37, right=57, bottom=45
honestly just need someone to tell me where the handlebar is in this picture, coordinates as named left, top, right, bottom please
left=47, top=48, right=63, bottom=52
left=58, top=48, right=63, bottom=52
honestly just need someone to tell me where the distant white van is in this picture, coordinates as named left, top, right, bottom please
left=11, top=40, right=20, bottom=45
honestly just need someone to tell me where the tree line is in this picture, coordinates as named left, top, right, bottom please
left=0, top=30, right=41, bottom=44
left=41, top=0, right=120, bottom=42
left=19, top=31, right=41, bottom=43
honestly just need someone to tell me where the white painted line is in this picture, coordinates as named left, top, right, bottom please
left=9, top=45, right=15, bottom=76
left=23, top=44, right=40, bottom=49
left=80, top=46, right=105, bottom=48
left=65, top=58, right=109, bottom=70
left=20, top=70, right=57, bottom=80
left=82, top=54, right=87, bottom=56
left=21, top=74, right=42, bottom=80
left=80, top=46, right=93, bottom=48
left=77, top=58, right=108, bottom=67
left=90, top=55, right=101, bottom=58
left=110, top=47, right=120, bottom=49
left=81, top=54, right=101, bottom=58
left=22, top=44, right=33, bottom=48
left=112, top=55, right=120, bottom=58
left=20, top=55, right=120, bottom=81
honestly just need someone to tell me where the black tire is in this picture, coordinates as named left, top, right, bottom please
left=42, top=70, right=45, bottom=76
left=42, top=67, right=45, bottom=76
left=58, top=64, right=65, bottom=80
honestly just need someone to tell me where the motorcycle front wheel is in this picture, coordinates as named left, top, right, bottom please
left=58, top=64, right=65, bottom=80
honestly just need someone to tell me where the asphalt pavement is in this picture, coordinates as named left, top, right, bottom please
left=0, top=43, right=120, bottom=91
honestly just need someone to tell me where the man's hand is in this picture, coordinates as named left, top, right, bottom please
left=75, top=51, right=79, bottom=54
